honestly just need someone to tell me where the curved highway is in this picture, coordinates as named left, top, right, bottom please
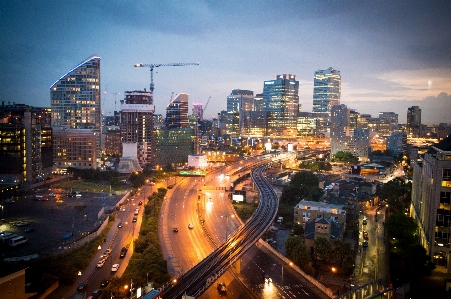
left=164, top=162, right=279, bottom=298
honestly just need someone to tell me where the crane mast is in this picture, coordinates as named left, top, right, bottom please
left=134, top=62, right=199, bottom=93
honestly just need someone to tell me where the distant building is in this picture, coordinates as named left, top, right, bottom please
left=386, top=131, right=407, bottom=157
left=0, top=103, right=53, bottom=186
left=330, top=104, right=370, bottom=161
left=0, top=264, right=34, bottom=299
left=50, top=54, right=101, bottom=169
left=153, top=127, right=194, bottom=169
left=103, top=126, right=122, bottom=156
left=312, top=67, right=341, bottom=132
left=407, top=106, right=421, bottom=137
left=120, top=90, right=155, bottom=166
left=379, top=112, right=398, bottom=135
left=192, top=102, right=203, bottom=121
left=411, top=136, right=451, bottom=271
left=165, top=93, right=189, bottom=129
left=263, top=74, right=299, bottom=138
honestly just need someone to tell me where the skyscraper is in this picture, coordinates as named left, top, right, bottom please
left=165, top=93, right=189, bottom=129
left=50, top=54, right=101, bottom=169
left=379, top=112, right=399, bottom=135
left=263, top=74, right=299, bottom=138
left=313, top=67, right=341, bottom=132
left=192, top=102, right=203, bottom=120
left=120, top=90, right=155, bottom=165
left=407, top=106, right=421, bottom=137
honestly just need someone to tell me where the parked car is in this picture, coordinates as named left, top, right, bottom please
left=14, top=221, right=28, bottom=227
left=363, top=241, right=368, bottom=247
left=363, top=231, right=369, bottom=239
left=48, top=193, right=56, bottom=197
left=138, top=201, right=143, bottom=206
left=173, top=227, right=178, bottom=232
left=25, top=226, right=35, bottom=232
left=132, top=217, right=137, bottom=222
left=77, top=282, right=88, bottom=291
left=111, top=264, right=120, bottom=272
left=362, top=219, right=367, bottom=225
left=117, top=222, right=122, bottom=228
left=91, top=289, right=102, bottom=299
left=188, top=223, right=193, bottom=229
left=4, top=199, right=15, bottom=204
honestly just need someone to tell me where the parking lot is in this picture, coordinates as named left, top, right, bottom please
left=0, top=188, right=123, bottom=259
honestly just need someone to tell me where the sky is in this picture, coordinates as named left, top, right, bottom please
left=1, top=0, right=450, bottom=125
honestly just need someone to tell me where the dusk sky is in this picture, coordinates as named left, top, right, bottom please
left=1, top=1, right=450, bottom=125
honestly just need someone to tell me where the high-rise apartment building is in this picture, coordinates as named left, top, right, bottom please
left=411, top=136, right=451, bottom=271
left=165, top=93, right=189, bottom=129
left=330, top=104, right=370, bottom=161
left=263, top=74, right=299, bottom=138
left=379, top=112, right=398, bottom=136
left=313, top=67, right=341, bottom=132
left=50, top=54, right=101, bottom=169
left=120, top=90, right=155, bottom=165
left=0, top=103, right=53, bottom=186
left=407, top=106, right=421, bottom=137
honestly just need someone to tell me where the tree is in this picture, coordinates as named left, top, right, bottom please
left=332, top=151, right=359, bottom=164
left=285, top=236, right=314, bottom=275
left=314, top=237, right=332, bottom=262
left=280, top=171, right=323, bottom=204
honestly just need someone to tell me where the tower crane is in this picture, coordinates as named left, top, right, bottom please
left=203, top=96, right=211, bottom=113
left=134, top=62, right=199, bottom=93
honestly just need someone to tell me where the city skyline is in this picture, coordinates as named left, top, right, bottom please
left=1, top=1, right=450, bottom=125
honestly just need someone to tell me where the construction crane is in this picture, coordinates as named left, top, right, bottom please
left=134, top=62, right=199, bottom=93
left=203, top=96, right=211, bottom=113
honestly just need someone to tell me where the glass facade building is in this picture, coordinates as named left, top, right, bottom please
left=313, top=67, right=341, bottom=132
left=50, top=54, right=101, bottom=169
left=262, top=74, right=299, bottom=139
left=165, top=93, right=189, bottom=129
left=407, top=106, right=421, bottom=137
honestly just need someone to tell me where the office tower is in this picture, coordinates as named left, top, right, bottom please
left=297, top=112, right=318, bottom=137
left=407, top=106, right=421, bottom=137
left=50, top=54, right=101, bottom=169
left=218, top=110, right=240, bottom=137
left=0, top=103, right=53, bottom=187
left=263, top=74, right=299, bottom=138
left=330, top=104, right=370, bottom=160
left=192, top=102, right=203, bottom=120
left=226, top=90, right=254, bottom=137
left=411, top=136, right=451, bottom=271
left=379, top=112, right=398, bottom=135
left=313, top=67, right=341, bottom=132
left=165, top=93, right=189, bottom=129
left=153, top=127, right=194, bottom=168
left=120, top=90, right=155, bottom=166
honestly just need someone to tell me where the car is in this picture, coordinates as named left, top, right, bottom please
left=138, top=201, right=143, bottom=206
left=14, top=221, right=29, bottom=227
left=173, top=227, right=178, bottom=232
left=120, top=206, right=126, bottom=211
left=4, top=199, right=15, bottom=204
left=91, top=289, right=102, bottom=299
left=363, top=241, right=368, bottom=247
left=77, top=282, right=88, bottom=291
left=48, top=193, right=56, bottom=197
left=120, top=247, right=127, bottom=258
left=134, top=209, right=139, bottom=215
left=104, top=248, right=112, bottom=255
left=217, top=282, right=227, bottom=293
left=25, top=226, right=35, bottom=232
left=100, top=279, right=109, bottom=288
left=362, top=219, right=367, bottom=225
left=39, top=197, right=49, bottom=201
left=117, top=222, right=122, bottom=228
left=132, top=217, right=137, bottom=222
left=111, top=264, right=120, bottom=272
left=96, top=259, right=106, bottom=268
left=264, top=274, right=272, bottom=284
left=99, top=254, right=108, bottom=261
left=35, top=195, right=43, bottom=198
left=188, top=223, right=193, bottom=229
left=363, top=231, right=369, bottom=239
left=56, top=199, right=64, bottom=203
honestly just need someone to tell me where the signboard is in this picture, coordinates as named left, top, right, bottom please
left=232, top=194, right=244, bottom=202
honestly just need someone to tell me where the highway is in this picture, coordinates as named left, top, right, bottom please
left=163, top=162, right=280, bottom=298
